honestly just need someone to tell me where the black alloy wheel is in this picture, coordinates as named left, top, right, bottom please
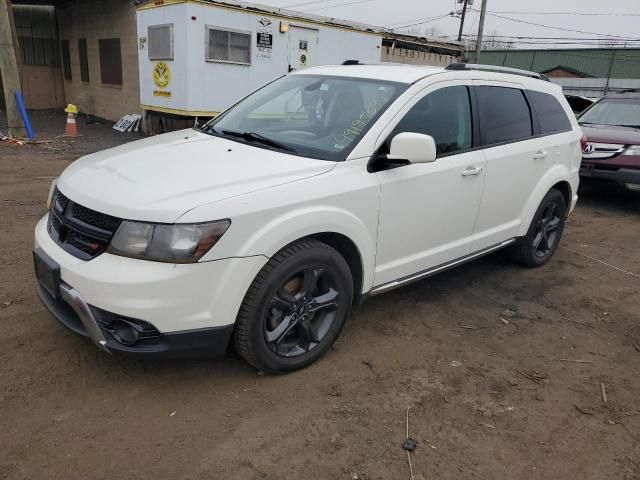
left=234, top=239, right=353, bottom=373
left=533, top=202, right=562, bottom=258
left=265, top=266, right=340, bottom=358
left=510, top=188, right=567, bottom=267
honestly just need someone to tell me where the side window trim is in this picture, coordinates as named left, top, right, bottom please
left=522, top=89, right=543, bottom=136
left=469, top=85, right=481, bottom=149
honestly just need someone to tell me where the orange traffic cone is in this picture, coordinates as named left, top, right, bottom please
left=63, top=104, right=79, bottom=137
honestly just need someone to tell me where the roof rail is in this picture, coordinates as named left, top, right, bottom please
left=342, top=59, right=360, bottom=65
left=446, top=63, right=550, bottom=82
left=618, top=88, right=640, bottom=94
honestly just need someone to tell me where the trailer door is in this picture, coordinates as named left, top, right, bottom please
left=288, top=26, right=318, bottom=71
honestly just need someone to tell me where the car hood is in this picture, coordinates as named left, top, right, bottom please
left=580, top=124, right=640, bottom=145
left=57, top=129, right=336, bottom=223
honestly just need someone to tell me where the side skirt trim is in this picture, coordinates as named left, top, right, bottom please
left=369, top=239, right=516, bottom=296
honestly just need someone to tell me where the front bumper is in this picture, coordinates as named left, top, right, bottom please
left=34, top=215, right=267, bottom=357
left=580, top=164, right=640, bottom=188
left=37, top=282, right=234, bottom=358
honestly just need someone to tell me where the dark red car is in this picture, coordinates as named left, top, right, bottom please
left=579, top=91, right=640, bottom=191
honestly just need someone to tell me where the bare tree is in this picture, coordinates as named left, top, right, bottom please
left=464, top=30, right=514, bottom=51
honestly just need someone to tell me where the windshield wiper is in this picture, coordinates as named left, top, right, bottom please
left=220, top=129, right=296, bottom=152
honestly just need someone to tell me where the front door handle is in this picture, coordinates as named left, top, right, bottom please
left=533, top=150, right=548, bottom=160
left=461, top=166, right=483, bottom=176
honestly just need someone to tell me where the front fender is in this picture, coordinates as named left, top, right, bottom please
left=518, top=164, right=576, bottom=237
left=230, top=206, right=377, bottom=293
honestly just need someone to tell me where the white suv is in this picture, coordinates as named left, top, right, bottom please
left=34, top=63, right=581, bottom=372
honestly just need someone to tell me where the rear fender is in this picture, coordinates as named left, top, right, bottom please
left=518, top=164, right=573, bottom=237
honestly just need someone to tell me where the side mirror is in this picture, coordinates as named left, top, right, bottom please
left=387, top=132, right=437, bottom=164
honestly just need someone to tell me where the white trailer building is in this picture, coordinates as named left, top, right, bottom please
left=136, top=0, right=390, bottom=124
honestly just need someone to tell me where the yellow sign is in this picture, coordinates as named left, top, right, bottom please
left=153, top=62, right=171, bottom=88
left=153, top=90, right=172, bottom=97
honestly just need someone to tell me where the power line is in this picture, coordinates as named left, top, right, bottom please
left=390, top=14, right=452, bottom=30
left=477, top=10, right=640, bottom=40
left=486, top=10, right=640, bottom=17
left=452, top=35, right=640, bottom=41
left=386, top=13, right=451, bottom=27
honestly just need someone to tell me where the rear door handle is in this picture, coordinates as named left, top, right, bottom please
left=533, top=150, right=548, bottom=160
left=461, top=166, right=483, bottom=176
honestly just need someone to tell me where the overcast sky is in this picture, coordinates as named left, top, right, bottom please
left=260, top=0, right=640, bottom=48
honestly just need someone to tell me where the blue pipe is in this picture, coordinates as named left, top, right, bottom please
left=15, top=91, right=35, bottom=140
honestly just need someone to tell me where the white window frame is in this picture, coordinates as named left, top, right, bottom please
left=205, top=25, right=252, bottom=66
left=148, top=23, right=174, bottom=61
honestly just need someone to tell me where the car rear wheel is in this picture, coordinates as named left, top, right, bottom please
left=234, top=239, right=353, bottom=373
left=510, top=189, right=567, bottom=267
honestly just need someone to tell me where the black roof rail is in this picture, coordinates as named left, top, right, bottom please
left=446, top=63, right=550, bottom=82
left=618, top=88, right=640, bottom=94
left=342, top=59, right=360, bottom=65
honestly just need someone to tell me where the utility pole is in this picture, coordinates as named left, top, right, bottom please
left=457, top=0, right=469, bottom=42
left=0, top=0, right=25, bottom=138
left=474, top=0, right=488, bottom=63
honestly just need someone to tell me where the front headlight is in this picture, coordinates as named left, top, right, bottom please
left=108, top=219, right=231, bottom=263
left=46, top=178, right=57, bottom=209
left=622, top=145, right=640, bottom=156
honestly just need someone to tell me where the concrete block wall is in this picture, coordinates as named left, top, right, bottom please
left=57, top=0, right=140, bottom=121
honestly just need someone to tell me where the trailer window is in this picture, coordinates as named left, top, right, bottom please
left=206, top=26, right=251, bottom=65
left=148, top=24, right=174, bottom=60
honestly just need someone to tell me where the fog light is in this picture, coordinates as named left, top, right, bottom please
left=625, top=183, right=640, bottom=192
left=112, top=320, right=140, bottom=345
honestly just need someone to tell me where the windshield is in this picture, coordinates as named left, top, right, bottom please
left=201, top=74, right=407, bottom=161
left=579, top=97, right=640, bottom=127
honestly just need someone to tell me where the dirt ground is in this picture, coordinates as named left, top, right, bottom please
left=1, top=112, right=640, bottom=480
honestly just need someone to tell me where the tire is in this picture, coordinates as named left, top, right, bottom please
left=510, top=189, right=567, bottom=268
left=234, top=238, right=353, bottom=373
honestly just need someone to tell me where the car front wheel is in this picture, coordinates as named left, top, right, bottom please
left=234, top=239, right=353, bottom=373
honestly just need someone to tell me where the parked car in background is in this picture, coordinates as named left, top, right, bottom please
left=565, top=94, right=595, bottom=117
left=579, top=90, right=640, bottom=192
left=34, top=63, right=581, bottom=373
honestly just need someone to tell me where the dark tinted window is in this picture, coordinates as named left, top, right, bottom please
left=99, top=38, right=122, bottom=86
left=529, top=91, right=571, bottom=133
left=393, top=86, right=472, bottom=156
left=78, top=38, right=89, bottom=83
left=478, top=86, right=532, bottom=144
left=60, top=39, right=71, bottom=81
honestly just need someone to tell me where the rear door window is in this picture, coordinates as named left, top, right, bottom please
left=529, top=91, right=572, bottom=134
left=477, top=86, right=533, bottom=145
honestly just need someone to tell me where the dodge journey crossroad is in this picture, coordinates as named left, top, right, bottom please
left=34, top=63, right=581, bottom=372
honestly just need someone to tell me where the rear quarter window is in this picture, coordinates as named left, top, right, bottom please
left=477, top=86, right=533, bottom=145
left=529, top=90, right=572, bottom=134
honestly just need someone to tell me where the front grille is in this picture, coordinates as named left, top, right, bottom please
left=48, top=189, right=121, bottom=260
left=583, top=142, right=625, bottom=160
left=70, top=203, right=120, bottom=231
